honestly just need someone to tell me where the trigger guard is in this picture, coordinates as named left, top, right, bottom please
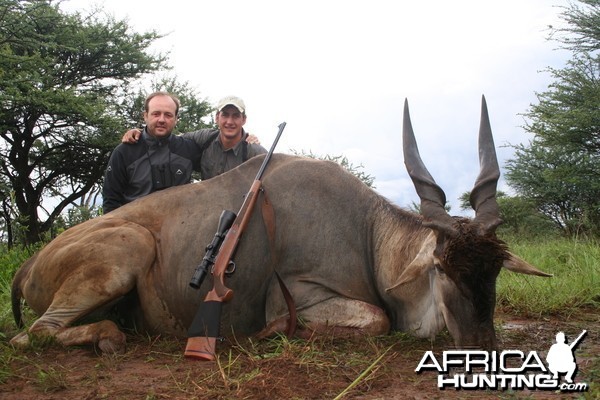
left=225, top=260, right=236, bottom=276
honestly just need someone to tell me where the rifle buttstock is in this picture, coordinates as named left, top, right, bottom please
left=184, top=336, right=217, bottom=361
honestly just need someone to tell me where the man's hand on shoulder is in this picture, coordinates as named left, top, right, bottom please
left=122, top=129, right=142, bottom=144
left=246, top=133, right=260, bottom=145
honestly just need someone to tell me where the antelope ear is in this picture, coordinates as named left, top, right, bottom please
left=503, top=252, right=553, bottom=277
left=386, top=233, right=437, bottom=291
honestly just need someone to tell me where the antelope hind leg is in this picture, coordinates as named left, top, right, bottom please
left=262, top=297, right=390, bottom=339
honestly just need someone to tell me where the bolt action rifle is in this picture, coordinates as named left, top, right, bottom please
left=185, top=122, right=286, bottom=361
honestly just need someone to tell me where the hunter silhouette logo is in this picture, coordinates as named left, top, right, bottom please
left=415, top=329, right=589, bottom=392
left=546, top=330, right=587, bottom=384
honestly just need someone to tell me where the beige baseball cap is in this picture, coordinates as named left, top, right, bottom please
left=216, top=96, right=246, bottom=114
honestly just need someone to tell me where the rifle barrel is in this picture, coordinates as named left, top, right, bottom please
left=255, top=122, right=286, bottom=181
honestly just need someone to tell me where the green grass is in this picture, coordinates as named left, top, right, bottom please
left=0, top=238, right=598, bottom=397
left=497, top=236, right=600, bottom=317
left=0, top=245, right=39, bottom=336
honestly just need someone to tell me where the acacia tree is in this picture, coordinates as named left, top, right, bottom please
left=0, top=0, right=168, bottom=245
left=505, top=0, right=600, bottom=237
left=51, top=76, right=214, bottom=232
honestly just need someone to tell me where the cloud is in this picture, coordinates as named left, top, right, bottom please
left=65, top=0, right=572, bottom=213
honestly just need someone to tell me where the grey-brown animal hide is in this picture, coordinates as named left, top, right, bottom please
left=10, top=98, right=550, bottom=353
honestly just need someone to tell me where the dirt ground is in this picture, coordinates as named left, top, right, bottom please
left=1, top=311, right=598, bottom=400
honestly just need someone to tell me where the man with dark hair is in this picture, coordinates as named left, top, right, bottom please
left=102, top=91, right=201, bottom=213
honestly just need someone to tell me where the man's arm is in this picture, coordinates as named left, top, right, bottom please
left=182, top=129, right=216, bottom=148
left=121, top=127, right=261, bottom=145
left=182, top=129, right=261, bottom=144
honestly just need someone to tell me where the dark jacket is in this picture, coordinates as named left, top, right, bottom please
left=102, top=130, right=201, bottom=213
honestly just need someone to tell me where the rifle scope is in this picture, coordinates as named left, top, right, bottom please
left=189, top=210, right=237, bottom=289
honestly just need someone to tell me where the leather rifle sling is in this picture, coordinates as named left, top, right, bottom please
left=260, top=189, right=297, bottom=337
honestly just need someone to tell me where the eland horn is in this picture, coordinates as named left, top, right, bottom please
left=403, top=99, right=457, bottom=236
left=469, top=95, right=503, bottom=234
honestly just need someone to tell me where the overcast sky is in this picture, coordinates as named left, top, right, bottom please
left=63, top=0, right=572, bottom=214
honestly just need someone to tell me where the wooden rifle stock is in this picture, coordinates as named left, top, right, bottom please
left=185, top=122, right=286, bottom=361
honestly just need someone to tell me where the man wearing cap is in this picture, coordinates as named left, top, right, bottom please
left=186, top=95, right=267, bottom=180
left=121, top=95, right=266, bottom=180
